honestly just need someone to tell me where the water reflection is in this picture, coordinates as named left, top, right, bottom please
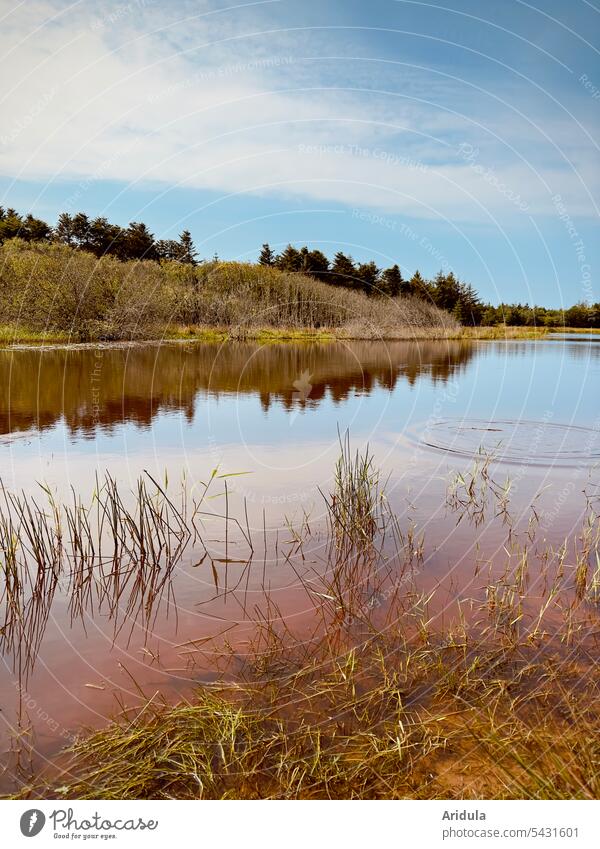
left=1, top=334, right=599, bottom=793
left=0, top=340, right=476, bottom=437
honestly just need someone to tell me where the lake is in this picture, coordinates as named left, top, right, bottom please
left=1, top=335, right=599, bottom=792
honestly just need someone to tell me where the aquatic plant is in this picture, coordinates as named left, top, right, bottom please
left=2, top=442, right=600, bottom=800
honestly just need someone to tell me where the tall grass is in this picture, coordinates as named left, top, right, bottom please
left=3, top=442, right=600, bottom=800
left=0, top=240, right=456, bottom=341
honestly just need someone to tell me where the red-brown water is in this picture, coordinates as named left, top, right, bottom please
left=0, top=336, right=599, bottom=792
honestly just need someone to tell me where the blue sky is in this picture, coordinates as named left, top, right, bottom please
left=1, top=0, right=599, bottom=306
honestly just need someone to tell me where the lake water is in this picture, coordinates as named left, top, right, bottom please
left=1, top=336, right=599, bottom=791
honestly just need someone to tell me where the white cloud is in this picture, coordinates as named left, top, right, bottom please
left=1, top=0, right=598, bottom=223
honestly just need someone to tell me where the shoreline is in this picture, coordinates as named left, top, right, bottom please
left=2, top=324, right=596, bottom=350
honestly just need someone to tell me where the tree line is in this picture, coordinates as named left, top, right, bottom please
left=259, top=243, right=484, bottom=323
left=1, top=206, right=596, bottom=327
left=480, top=302, right=600, bottom=328
left=0, top=207, right=198, bottom=264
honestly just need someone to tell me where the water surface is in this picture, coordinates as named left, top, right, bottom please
left=1, top=336, right=599, bottom=791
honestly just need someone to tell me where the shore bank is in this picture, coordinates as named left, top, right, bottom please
left=2, top=323, right=590, bottom=348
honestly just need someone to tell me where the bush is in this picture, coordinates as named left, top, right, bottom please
left=0, top=241, right=456, bottom=340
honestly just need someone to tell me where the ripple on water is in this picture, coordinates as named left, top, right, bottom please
left=414, top=418, right=600, bottom=467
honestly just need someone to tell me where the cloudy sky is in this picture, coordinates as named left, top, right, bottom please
left=1, top=0, right=599, bottom=304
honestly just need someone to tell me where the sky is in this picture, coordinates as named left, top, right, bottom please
left=1, top=0, right=599, bottom=306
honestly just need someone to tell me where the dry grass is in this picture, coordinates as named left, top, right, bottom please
left=0, top=241, right=456, bottom=342
left=451, top=326, right=549, bottom=340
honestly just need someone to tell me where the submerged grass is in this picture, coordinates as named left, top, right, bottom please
left=30, top=647, right=600, bottom=800
left=4, top=442, right=600, bottom=800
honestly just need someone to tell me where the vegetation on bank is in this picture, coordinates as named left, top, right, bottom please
left=0, top=324, right=547, bottom=346
left=3, top=322, right=592, bottom=347
left=2, top=205, right=597, bottom=330
left=0, top=239, right=455, bottom=342
left=5, top=442, right=600, bottom=800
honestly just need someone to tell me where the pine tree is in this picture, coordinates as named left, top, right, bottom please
left=379, top=264, right=404, bottom=298
left=89, top=217, right=124, bottom=257
left=0, top=208, right=25, bottom=242
left=155, top=239, right=181, bottom=261
left=71, top=213, right=92, bottom=251
left=452, top=300, right=464, bottom=323
left=124, top=221, right=156, bottom=260
left=259, top=243, right=276, bottom=266
left=409, top=270, right=428, bottom=299
left=178, top=230, right=198, bottom=265
left=431, top=271, right=461, bottom=311
left=23, top=213, right=51, bottom=242
left=54, top=212, right=76, bottom=246
left=356, top=261, right=380, bottom=294
left=459, top=282, right=483, bottom=325
left=309, top=249, right=330, bottom=279
left=276, top=244, right=302, bottom=272
left=331, top=252, right=356, bottom=288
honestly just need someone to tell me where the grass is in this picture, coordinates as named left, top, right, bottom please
left=453, top=326, right=600, bottom=340
left=451, top=326, right=549, bottom=340
left=1, top=323, right=578, bottom=347
left=0, top=240, right=456, bottom=342
left=1, top=240, right=597, bottom=345
left=3, top=442, right=600, bottom=800
left=166, top=324, right=550, bottom=342
left=548, top=326, right=600, bottom=334
left=26, top=646, right=600, bottom=800
left=5, top=319, right=595, bottom=348
left=0, top=325, right=71, bottom=345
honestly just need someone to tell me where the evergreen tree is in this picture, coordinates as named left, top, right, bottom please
left=155, top=239, right=181, bottom=262
left=431, top=271, right=461, bottom=311
left=177, top=229, right=197, bottom=265
left=459, top=282, right=483, bottom=325
left=259, top=243, right=276, bottom=266
left=276, top=244, right=302, bottom=272
left=506, top=305, right=524, bottom=326
left=331, top=252, right=356, bottom=288
left=23, top=213, right=51, bottom=242
left=89, top=217, right=124, bottom=257
left=452, top=300, right=464, bottom=323
left=356, top=261, right=380, bottom=294
left=54, top=212, right=76, bottom=246
left=481, top=306, right=500, bottom=326
left=124, top=221, right=156, bottom=260
left=0, top=208, right=51, bottom=243
left=379, top=264, right=403, bottom=298
left=71, top=213, right=92, bottom=251
left=298, top=246, right=330, bottom=279
left=0, top=208, right=25, bottom=242
left=305, top=249, right=330, bottom=281
left=299, top=246, right=310, bottom=273
left=408, top=270, right=429, bottom=299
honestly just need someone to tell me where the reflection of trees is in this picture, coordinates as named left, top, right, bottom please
left=0, top=340, right=476, bottom=436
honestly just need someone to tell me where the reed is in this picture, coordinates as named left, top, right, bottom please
left=0, top=241, right=456, bottom=342
left=2, top=442, right=600, bottom=800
